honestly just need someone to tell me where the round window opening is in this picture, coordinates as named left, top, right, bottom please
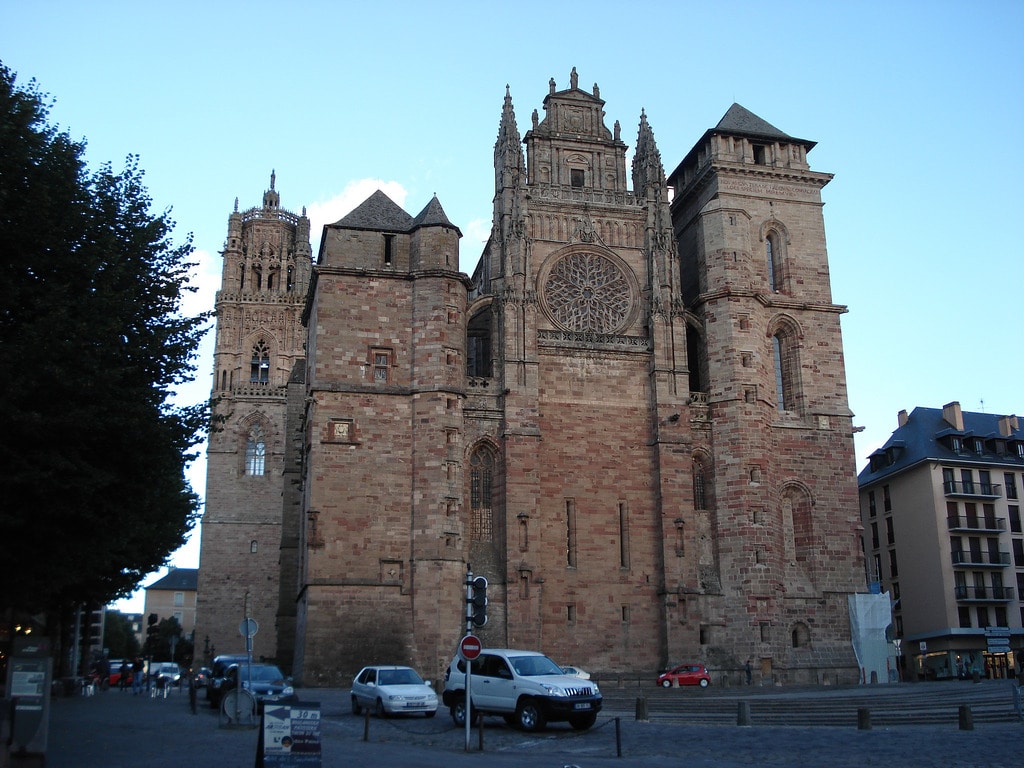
left=542, top=251, right=635, bottom=334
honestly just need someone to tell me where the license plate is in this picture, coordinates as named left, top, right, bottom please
left=573, top=702, right=591, bottom=710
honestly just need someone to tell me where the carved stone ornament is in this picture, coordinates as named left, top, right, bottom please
left=540, top=249, right=637, bottom=334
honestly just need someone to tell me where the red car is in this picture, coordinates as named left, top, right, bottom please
left=657, top=663, right=711, bottom=688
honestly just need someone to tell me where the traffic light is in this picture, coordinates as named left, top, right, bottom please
left=469, top=576, right=488, bottom=627
left=146, top=613, right=159, bottom=648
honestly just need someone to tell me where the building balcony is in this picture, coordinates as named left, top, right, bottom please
left=947, top=515, right=1006, bottom=533
left=954, top=585, right=1015, bottom=602
left=951, top=550, right=1011, bottom=568
left=943, top=481, right=1002, bottom=499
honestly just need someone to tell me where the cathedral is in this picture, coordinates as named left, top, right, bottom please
left=195, top=69, right=867, bottom=687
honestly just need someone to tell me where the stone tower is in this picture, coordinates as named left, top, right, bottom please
left=292, top=191, right=466, bottom=684
left=668, top=105, right=864, bottom=682
left=195, top=173, right=311, bottom=666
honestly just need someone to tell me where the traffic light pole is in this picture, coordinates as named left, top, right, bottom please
left=464, top=565, right=473, bottom=752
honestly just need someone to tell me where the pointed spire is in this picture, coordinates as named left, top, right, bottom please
left=632, top=109, right=666, bottom=198
left=495, top=84, right=525, bottom=186
left=411, top=193, right=462, bottom=235
left=270, top=169, right=276, bottom=190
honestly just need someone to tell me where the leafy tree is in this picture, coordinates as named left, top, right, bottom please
left=0, top=63, right=209, bottom=632
left=103, top=611, right=141, bottom=659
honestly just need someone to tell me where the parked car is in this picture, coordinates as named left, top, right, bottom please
left=149, top=662, right=182, bottom=687
left=443, top=648, right=601, bottom=732
left=560, top=666, right=591, bottom=680
left=220, top=663, right=296, bottom=711
left=350, top=665, right=437, bottom=717
left=194, top=666, right=212, bottom=688
left=657, top=663, right=711, bottom=688
left=207, top=654, right=250, bottom=706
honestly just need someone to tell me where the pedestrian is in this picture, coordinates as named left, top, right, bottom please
left=119, top=660, right=130, bottom=692
left=745, top=659, right=753, bottom=686
left=132, top=657, right=145, bottom=695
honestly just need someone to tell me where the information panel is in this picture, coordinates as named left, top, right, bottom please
left=258, top=702, right=321, bottom=767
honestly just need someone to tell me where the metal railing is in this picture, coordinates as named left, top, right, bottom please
left=943, top=481, right=1002, bottom=498
left=951, top=550, right=1011, bottom=567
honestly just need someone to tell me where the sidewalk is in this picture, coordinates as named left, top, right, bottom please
left=9, top=684, right=1024, bottom=768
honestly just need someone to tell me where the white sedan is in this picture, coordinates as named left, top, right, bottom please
left=350, top=665, right=438, bottom=717
left=560, top=665, right=591, bottom=680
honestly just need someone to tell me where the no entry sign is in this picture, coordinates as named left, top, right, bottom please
left=459, top=634, right=482, bottom=661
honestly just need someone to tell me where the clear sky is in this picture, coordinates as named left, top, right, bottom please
left=4, top=0, right=1022, bottom=610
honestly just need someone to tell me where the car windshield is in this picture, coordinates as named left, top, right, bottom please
left=237, top=665, right=285, bottom=682
left=509, top=655, right=564, bottom=677
left=378, top=669, right=424, bottom=686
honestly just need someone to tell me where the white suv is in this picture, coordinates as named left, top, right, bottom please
left=442, top=648, right=601, bottom=732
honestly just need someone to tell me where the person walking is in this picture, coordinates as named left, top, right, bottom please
left=119, top=660, right=130, bottom=692
left=131, top=657, right=145, bottom=695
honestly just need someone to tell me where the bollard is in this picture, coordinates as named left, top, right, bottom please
left=857, top=707, right=871, bottom=730
left=972, top=669, right=981, bottom=684
left=635, top=696, right=649, bottom=722
left=363, top=708, right=370, bottom=741
left=737, top=700, right=751, bottom=726
left=959, top=704, right=974, bottom=731
left=477, top=712, right=484, bottom=751
left=615, top=717, right=622, bottom=757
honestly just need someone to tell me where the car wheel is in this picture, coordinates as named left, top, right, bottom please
left=569, top=712, right=597, bottom=731
left=374, top=698, right=387, bottom=717
left=450, top=698, right=467, bottom=727
left=351, top=696, right=362, bottom=715
left=515, top=699, right=546, bottom=732
left=660, top=678, right=672, bottom=688
left=699, top=678, right=709, bottom=688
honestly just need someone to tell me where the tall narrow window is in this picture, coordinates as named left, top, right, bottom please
left=692, top=459, right=707, bottom=511
left=766, top=233, right=779, bottom=291
left=370, top=348, right=391, bottom=383
left=383, top=234, right=394, bottom=266
left=469, top=446, right=494, bottom=542
left=1005, top=473, right=1018, bottom=500
left=250, top=340, right=270, bottom=384
left=566, top=499, right=577, bottom=568
left=286, top=265, right=294, bottom=292
left=245, top=425, right=266, bottom=476
left=618, top=502, right=630, bottom=569
left=772, top=335, right=787, bottom=410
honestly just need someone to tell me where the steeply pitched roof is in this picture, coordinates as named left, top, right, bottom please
left=858, top=407, right=1024, bottom=486
left=146, top=568, right=198, bottom=592
left=332, top=190, right=414, bottom=232
left=410, top=195, right=462, bottom=236
left=716, top=103, right=793, bottom=141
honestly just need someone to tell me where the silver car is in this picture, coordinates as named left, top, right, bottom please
left=350, top=665, right=437, bottom=717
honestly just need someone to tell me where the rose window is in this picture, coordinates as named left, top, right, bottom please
left=543, top=252, right=634, bottom=334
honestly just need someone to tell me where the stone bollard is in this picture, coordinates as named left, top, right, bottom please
left=959, top=704, right=974, bottom=730
left=972, top=669, right=981, bottom=684
left=737, top=701, right=751, bottom=726
left=857, top=707, right=871, bottom=730
left=635, top=696, right=649, bottom=722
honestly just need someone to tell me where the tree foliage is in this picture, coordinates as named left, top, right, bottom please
left=0, top=63, right=209, bottom=615
left=103, top=611, right=141, bottom=659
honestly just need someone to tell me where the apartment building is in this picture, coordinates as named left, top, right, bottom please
left=858, top=402, right=1023, bottom=680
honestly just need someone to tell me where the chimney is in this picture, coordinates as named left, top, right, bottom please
left=897, top=409, right=909, bottom=427
left=999, top=415, right=1019, bottom=437
left=942, top=401, right=964, bottom=431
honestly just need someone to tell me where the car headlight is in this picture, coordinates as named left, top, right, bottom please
left=283, top=685, right=294, bottom=695
left=540, top=684, right=569, bottom=697
left=388, top=695, right=406, bottom=702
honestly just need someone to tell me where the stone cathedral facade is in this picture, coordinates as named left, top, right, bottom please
left=196, top=70, right=867, bottom=687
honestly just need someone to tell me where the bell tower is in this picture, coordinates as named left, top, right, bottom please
left=195, top=172, right=311, bottom=669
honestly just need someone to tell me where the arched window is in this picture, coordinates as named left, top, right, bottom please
left=766, top=231, right=783, bottom=292
left=772, top=328, right=799, bottom=413
left=791, top=622, right=811, bottom=648
left=692, top=458, right=707, bottom=511
left=469, top=445, right=495, bottom=541
left=250, top=340, right=270, bottom=384
left=245, top=425, right=266, bottom=476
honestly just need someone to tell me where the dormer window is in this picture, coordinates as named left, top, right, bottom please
left=950, top=436, right=962, bottom=453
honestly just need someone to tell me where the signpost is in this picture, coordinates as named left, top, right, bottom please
left=459, top=635, right=482, bottom=661
left=257, top=703, right=322, bottom=767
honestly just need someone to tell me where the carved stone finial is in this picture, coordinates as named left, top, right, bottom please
left=614, top=120, right=621, bottom=141
left=234, top=197, right=239, bottom=212
left=549, top=77, right=556, bottom=94
left=532, top=109, right=539, bottom=129
left=270, top=169, right=276, bottom=190
left=593, top=83, right=600, bottom=98
left=570, top=67, right=578, bottom=90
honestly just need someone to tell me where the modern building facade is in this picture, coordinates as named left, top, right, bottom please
left=858, top=402, right=1024, bottom=680
left=198, top=70, right=867, bottom=687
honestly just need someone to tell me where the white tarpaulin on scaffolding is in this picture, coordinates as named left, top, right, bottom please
left=848, top=592, right=893, bottom=683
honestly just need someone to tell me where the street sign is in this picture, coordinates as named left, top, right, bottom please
left=240, top=618, right=259, bottom=638
left=459, top=634, right=482, bottom=661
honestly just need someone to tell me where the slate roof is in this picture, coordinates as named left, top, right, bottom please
left=330, top=191, right=461, bottom=236
left=716, top=103, right=794, bottom=142
left=146, top=567, right=198, bottom=592
left=857, top=407, right=1024, bottom=487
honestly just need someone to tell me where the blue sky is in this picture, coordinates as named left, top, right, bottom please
left=4, top=0, right=1022, bottom=608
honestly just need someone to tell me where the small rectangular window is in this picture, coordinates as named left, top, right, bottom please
left=570, top=169, right=584, bottom=187
left=567, top=604, right=576, bottom=623
left=173, top=592, right=184, bottom=607
left=883, top=485, right=892, bottom=512
left=370, top=348, right=392, bottom=383
left=753, top=144, right=767, bottom=164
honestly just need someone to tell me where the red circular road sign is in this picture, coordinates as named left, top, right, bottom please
left=459, top=634, right=482, bottom=661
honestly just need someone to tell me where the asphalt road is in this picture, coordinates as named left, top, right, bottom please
left=9, top=683, right=1024, bottom=767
